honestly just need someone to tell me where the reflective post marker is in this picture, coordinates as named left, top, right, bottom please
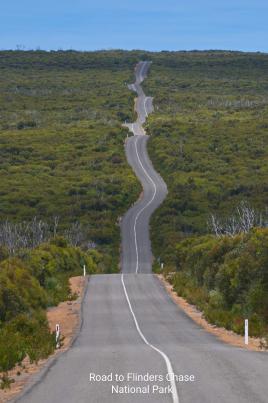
left=56, top=324, right=60, bottom=349
left=161, top=263, right=164, bottom=269
left=245, top=319, right=249, bottom=345
left=83, top=265, right=86, bottom=277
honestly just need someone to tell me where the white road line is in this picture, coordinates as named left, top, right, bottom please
left=139, top=61, right=148, bottom=84
left=121, top=274, right=179, bottom=403
left=144, top=97, right=148, bottom=118
left=123, top=61, right=179, bottom=402
left=133, top=136, right=157, bottom=273
left=139, top=62, right=145, bottom=82
left=141, top=61, right=148, bottom=77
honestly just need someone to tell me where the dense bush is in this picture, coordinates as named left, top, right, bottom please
left=168, top=228, right=268, bottom=338
left=145, top=51, right=268, bottom=264
left=0, top=314, right=54, bottom=373
left=0, top=50, right=142, bottom=271
left=145, top=52, right=268, bottom=340
left=0, top=258, right=47, bottom=322
left=0, top=50, right=145, bottom=381
left=0, top=237, right=101, bottom=378
left=25, top=237, right=102, bottom=304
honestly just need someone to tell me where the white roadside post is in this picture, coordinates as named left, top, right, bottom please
left=161, top=262, right=164, bottom=269
left=55, top=324, right=60, bottom=349
left=245, top=319, right=249, bottom=345
left=83, top=264, right=86, bottom=277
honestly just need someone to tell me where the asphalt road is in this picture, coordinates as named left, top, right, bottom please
left=121, top=62, right=167, bottom=273
left=121, top=134, right=167, bottom=273
left=15, top=62, right=268, bottom=403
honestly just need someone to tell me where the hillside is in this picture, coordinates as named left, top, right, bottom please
left=144, top=51, right=268, bottom=339
left=0, top=50, right=145, bottom=382
left=1, top=51, right=268, bottom=383
left=145, top=51, right=268, bottom=261
left=0, top=50, right=143, bottom=271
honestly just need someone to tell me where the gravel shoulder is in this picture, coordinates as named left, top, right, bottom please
left=158, top=274, right=266, bottom=352
left=0, top=276, right=86, bottom=403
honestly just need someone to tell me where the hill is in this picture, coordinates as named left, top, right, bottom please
left=0, top=50, right=144, bottom=270
left=144, top=51, right=268, bottom=340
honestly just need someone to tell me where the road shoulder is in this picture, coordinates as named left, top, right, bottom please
left=0, top=276, right=87, bottom=403
left=157, top=274, right=266, bottom=352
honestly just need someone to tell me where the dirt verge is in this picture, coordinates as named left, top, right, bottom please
left=0, top=276, right=86, bottom=403
left=158, top=274, right=266, bottom=352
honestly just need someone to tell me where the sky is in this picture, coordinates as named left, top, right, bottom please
left=1, top=0, right=268, bottom=52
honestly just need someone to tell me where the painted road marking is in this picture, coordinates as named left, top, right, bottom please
left=144, top=97, right=148, bottom=118
left=133, top=136, right=157, bottom=273
left=121, top=274, right=179, bottom=403
left=123, top=61, right=179, bottom=403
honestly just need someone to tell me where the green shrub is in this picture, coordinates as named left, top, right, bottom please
left=0, top=50, right=141, bottom=272
left=0, top=314, right=54, bottom=372
left=146, top=52, right=268, bottom=266
left=169, top=228, right=268, bottom=338
left=0, top=237, right=102, bottom=377
left=0, top=258, right=47, bottom=322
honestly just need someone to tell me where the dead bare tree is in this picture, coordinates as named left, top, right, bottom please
left=209, top=214, right=223, bottom=237
left=0, top=217, right=50, bottom=254
left=64, top=221, right=85, bottom=247
left=208, top=201, right=267, bottom=237
left=0, top=217, right=94, bottom=255
left=53, top=216, right=60, bottom=238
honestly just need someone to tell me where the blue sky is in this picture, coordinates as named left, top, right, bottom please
left=1, top=0, right=268, bottom=52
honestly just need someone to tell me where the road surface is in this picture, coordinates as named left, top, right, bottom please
left=16, top=62, right=268, bottom=403
left=121, top=62, right=167, bottom=274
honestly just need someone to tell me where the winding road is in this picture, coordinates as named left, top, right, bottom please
left=121, top=62, right=167, bottom=274
left=15, top=62, right=268, bottom=403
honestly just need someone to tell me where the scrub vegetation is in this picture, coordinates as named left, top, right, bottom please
left=0, top=236, right=101, bottom=385
left=169, top=229, right=268, bottom=339
left=0, top=50, right=145, bottom=383
left=0, top=50, right=144, bottom=270
left=1, top=50, right=268, bottom=379
left=145, top=51, right=268, bottom=340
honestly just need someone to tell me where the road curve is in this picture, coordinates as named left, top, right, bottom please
left=121, top=61, right=167, bottom=273
left=15, top=62, right=268, bottom=403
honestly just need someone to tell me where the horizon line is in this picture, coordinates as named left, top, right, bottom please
left=1, top=47, right=268, bottom=55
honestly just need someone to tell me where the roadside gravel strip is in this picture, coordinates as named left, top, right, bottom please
left=11, top=277, right=89, bottom=403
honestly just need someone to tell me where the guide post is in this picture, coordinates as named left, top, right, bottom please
left=245, top=319, right=249, bottom=345
left=56, top=324, right=60, bottom=349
